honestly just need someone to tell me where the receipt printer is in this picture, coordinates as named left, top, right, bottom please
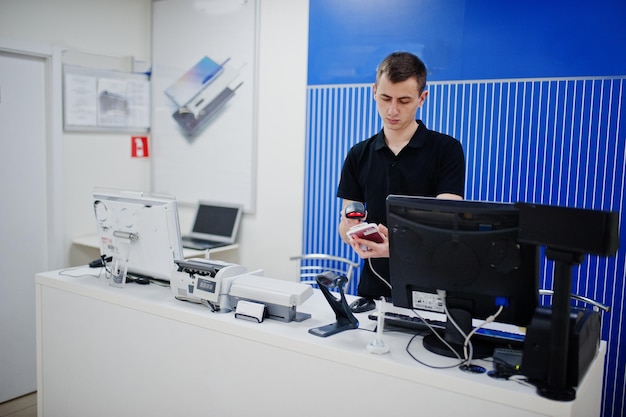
left=229, top=275, right=313, bottom=322
left=521, top=305, right=601, bottom=387
left=171, top=258, right=247, bottom=312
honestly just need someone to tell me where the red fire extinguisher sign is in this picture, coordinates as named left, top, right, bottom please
left=131, top=136, right=149, bottom=158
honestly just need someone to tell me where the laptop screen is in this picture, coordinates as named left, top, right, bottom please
left=188, top=202, right=243, bottom=243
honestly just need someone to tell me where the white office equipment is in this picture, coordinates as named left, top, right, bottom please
left=93, top=187, right=183, bottom=285
left=229, top=274, right=313, bottom=322
left=170, top=258, right=247, bottom=312
left=367, top=297, right=389, bottom=354
left=171, top=259, right=313, bottom=322
left=235, top=300, right=267, bottom=323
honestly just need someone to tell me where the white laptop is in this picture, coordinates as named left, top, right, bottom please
left=181, top=201, right=243, bottom=250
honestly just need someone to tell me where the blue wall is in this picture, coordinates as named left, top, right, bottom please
left=304, top=1, right=626, bottom=416
left=308, top=0, right=626, bottom=84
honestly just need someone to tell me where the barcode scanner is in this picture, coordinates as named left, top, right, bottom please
left=344, top=202, right=366, bottom=219
left=308, top=271, right=359, bottom=337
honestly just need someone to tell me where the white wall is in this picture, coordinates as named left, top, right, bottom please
left=0, top=0, right=308, bottom=281
left=241, top=0, right=308, bottom=279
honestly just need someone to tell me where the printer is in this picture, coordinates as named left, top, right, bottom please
left=521, top=305, right=601, bottom=387
left=171, top=258, right=313, bottom=322
left=229, top=274, right=313, bottom=322
left=171, top=258, right=247, bottom=312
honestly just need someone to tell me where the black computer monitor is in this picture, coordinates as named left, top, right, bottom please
left=387, top=195, right=540, bottom=359
left=93, top=187, right=184, bottom=284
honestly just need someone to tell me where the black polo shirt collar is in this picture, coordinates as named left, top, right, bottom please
left=373, top=120, right=426, bottom=152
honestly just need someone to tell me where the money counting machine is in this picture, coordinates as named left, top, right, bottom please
left=171, top=258, right=313, bottom=322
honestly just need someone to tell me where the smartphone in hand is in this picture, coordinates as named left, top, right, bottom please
left=346, top=223, right=384, bottom=244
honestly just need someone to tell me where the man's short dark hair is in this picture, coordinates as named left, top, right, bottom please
left=376, top=52, right=427, bottom=93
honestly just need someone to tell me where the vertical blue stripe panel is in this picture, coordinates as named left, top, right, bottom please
left=305, top=77, right=626, bottom=417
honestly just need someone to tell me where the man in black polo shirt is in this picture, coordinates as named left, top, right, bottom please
left=337, top=51, right=465, bottom=312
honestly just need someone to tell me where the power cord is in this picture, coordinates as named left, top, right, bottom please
left=361, top=273, right=466, bottom=368
left=405, top=333, right=466, bottom=369
left=59, top=264, right=105, bottom=279
left=463, top=305, right=504, bottom=364
left=437, top=289, right=474, bottom=364
left=402, top=306, right=466, bottom=369
left=367, top=258, right=391, bottom=289
left=437, top=289, right=508, bottom=366
left=364, top=264, right=507, bottom=371
left=58, top=254, right=112, bottom=279
left=507, top=375, right=535, bottom=389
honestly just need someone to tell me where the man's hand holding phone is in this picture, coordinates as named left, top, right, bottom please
left=347, top=223, right=384, bottom=244
left=347, top=223, right=389, bottom=258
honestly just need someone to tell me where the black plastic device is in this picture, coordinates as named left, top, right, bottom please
left=344, top=201, right=366, bottom=219
left=308, top=271, right=359, bottom=337
left=89, top=256, right=112, bottom=268
left=516, top=203, right=618, bottom=401
left=521, top=306, right=601, bottom=388
left=386, top=195, right=539, bottom=359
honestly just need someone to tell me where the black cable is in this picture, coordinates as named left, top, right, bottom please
left=405, top=333, right=466, bottom=370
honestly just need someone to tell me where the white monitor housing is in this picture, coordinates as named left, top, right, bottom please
left=93, top=187, right=183, bottom=285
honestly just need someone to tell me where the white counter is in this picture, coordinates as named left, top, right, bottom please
left=36, top=269, right=605, bottom=417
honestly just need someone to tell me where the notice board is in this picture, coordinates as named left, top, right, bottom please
left=63, top=65, right=150, bottom=132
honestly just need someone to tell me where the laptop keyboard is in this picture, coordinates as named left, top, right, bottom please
left=182, top=237, right=228, bottom=250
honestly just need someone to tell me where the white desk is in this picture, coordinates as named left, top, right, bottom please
left=72, top=233, right=239, bottom=259
left=36, top=269, right=605, bottom=417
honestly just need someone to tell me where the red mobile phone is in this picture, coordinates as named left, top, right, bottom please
left=346, top=223, right=384, bottom=243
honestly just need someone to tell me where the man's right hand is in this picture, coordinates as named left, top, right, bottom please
left=338, top=199, right=366, bottom=244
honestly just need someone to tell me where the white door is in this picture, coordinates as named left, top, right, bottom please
left=0, top=50, right=48, bottom=402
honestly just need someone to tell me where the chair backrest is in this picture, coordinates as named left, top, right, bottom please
left=539, top=289, right=610, bottom=312
left=290, top=254, right=359, bottom=287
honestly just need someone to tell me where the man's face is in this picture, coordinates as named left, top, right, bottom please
left=373, top=74, right=427, bottom=132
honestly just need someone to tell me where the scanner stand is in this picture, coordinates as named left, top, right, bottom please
left=308, top=272, right=359, bottom=337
